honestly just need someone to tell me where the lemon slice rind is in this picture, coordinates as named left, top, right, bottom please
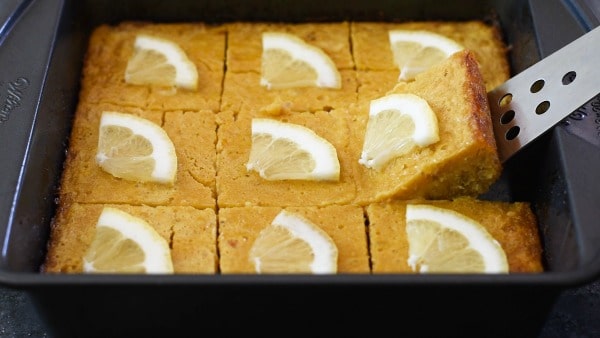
left=247, top=118, right=340, bottom=181
left=406, top=204, right=509, bottom=274
left=83, top=207, right=174, bottom=274
left=126, top=34, right=198, bottom=90
left=359, top=93, right=439, bottom=170
left=388, top=30, right=464, bottom=81
left=250, top=210, right=338, bottom=274
left=96, top=111, right=177, bottom=184
left=261, top=32, right=341, bottom=89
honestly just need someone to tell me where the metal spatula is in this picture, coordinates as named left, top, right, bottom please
left=487, top=24, right=600, bottom=162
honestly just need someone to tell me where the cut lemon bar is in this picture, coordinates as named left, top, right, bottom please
left=226, top=22, right=354, bottom=73
left=351, top=21, right=510, bottom=91
left=79, top=22, right=226, bottom=112
left=218, top=205, right=369, bottom=274
left=216, top=110, right=356, bottom=208
left=351, top=50, right=501, bottom=205
left=59, top=103, right=215, bottom=208
left=43, top=203, right=217, bottom=274
left=366, top=197, right=544, bottom=273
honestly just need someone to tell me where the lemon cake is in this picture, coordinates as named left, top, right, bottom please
left=351, top=49, right=502, bottom=205
left=351, top=21, right=510, bottom=91
left=59, top=102, right=216, bottom=208
left=43, top=203, right=217, bottom=273
left=44, top=19, right=545, bottom=275
left=216, top=110, right=356, bottom=207
left=218, top=205, right=369, bottom=273
left=221, top=22, right=357, bottom=114
left=366, top=197, right=544, bottom=273
left=79, top=22, right=226, bottom=112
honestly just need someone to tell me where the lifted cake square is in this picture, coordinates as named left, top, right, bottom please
left=350, top=50, right=501, bottom=205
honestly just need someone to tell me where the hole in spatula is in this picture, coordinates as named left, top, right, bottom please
left=562, top=71, right=576, bottom=85
left=530, top=79, right=545, bottom=93
left=498, top=93, right=512, bottom=107
left=506, top=126, right=520, bottom=140
left=536, top=101, right=550, bottom=115
left=500, top=110, right=515, bottom=124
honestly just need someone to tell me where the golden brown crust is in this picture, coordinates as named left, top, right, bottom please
left=462, top=50, right=500, bottom=153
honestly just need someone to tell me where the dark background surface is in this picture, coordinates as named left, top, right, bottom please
left=1, top=281, right=600, bottom=337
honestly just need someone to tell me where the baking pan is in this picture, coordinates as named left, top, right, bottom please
left=1, top=0, right=599, bottom=336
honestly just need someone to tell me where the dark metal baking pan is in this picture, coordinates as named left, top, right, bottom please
left=1, top=0, right=599, bottom=336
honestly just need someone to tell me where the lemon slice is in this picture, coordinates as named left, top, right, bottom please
left=261, top=32, right=341, bottom=90
left=359, top=93, right=439, bottom=170
left=388, top=30, right=464, bottom=81
left=83, top=207, right=174, bottom=273
left=406, top=204, right=509, bottom=273
left=96, top=111, right=177, bottom=184
left=249, top=210, right=338, bottom=274
left=125, top=34, right=198, bottom=90
left=246, top=118, right=340, bottom=181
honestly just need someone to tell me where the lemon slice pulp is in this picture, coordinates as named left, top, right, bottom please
left=405, top=204, right=509, bottom=273
left=96, top=111, right=177, bottom=184
left=359, top=93, right=439, bottom=170
left=246, top=118, right=340, bottom=181
left=125, top=34, right=198, bottom=90
left=83, top=207, right=174, bottom=273
left=261, top=32, right=341, bottom=90
left=249, top=210, right=338, bottom=274
left=389, top=30, right=464, bottom=81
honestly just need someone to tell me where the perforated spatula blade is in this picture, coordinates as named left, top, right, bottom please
left=487, top=25, right=600, bottom=162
